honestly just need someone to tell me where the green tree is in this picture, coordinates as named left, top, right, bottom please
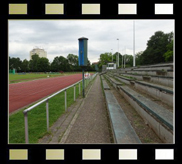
left=51, top=56, right=70, bottom=72
left=29, top=54, right=40, bottom=72
left=123, top=54, right=133, bottom=67
left=37, top=57, right=50, bottom=72
left=99, top=52, right=112, bottom=65
left=9, top=57, right=22, bottom=72
left=140, top=31, right=173, bottom=65
left=163, top=40, right=173, bottom=62
left=67, top=54, right=78, bottom=66
left=21, top=59, right=29, bottom=72
left=67, top=54, right=79, bottom=71
left=135, top=51, right=143, bottom=66
left=113, top=52, right=122, bottom=67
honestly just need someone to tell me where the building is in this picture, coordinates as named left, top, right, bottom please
left=106, top=63, right=116, bottom=70
left=30, top=48, right=47, bottom=59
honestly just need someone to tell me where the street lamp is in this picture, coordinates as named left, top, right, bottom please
left=117, top=38, right=119, bottom=68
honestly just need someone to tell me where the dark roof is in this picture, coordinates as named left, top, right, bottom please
left=78, top=37, right=88, bottom=40
left=92, top=62, right=99, bottom=65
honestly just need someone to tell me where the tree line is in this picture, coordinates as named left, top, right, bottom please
left=9, top=54, right=95, bottom=72
left=9, top=30, right=173, bottom=72
left=98, top=31, right=173, bottom=70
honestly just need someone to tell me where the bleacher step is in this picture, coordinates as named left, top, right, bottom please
left=104, top=89, right=141, bottom=143
left=112, top=74, right=173, bottom=106
left=119, top=73, right=173, bottom=88
left=118, top=85, right=173, bottom=143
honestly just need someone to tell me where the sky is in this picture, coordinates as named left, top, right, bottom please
left=9, top=19, right=174, bottom=64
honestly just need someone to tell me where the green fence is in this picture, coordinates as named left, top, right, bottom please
left=9, top=69, right=15, bottom=74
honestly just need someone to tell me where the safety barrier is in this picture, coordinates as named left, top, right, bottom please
left=23, top=73, right=97, bottom=143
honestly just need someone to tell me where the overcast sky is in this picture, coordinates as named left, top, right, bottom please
left=9, top=19, right=174, bottom=64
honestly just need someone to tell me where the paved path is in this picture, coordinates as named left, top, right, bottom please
left=62, top=75, right=112, bottom=143
left=39, top=75, right=112, bottom=144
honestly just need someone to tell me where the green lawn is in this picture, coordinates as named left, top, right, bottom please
left=9, top=72, right=81, bottom=84
left=9, top=78, right=93, bottom=143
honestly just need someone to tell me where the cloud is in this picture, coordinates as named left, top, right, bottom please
left=9, top=20, right=174, bottom=64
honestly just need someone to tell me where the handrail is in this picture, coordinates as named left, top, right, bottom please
left=23, top=80, right=81, bottom=114
left=23, top=73, right=98, bottom=143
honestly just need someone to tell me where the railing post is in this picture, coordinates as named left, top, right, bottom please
left=24, top=112, right=29, bottom=143
left=46, top=99, right=49, bottom=131
left=74, top=85, right=76, bottom=101
left=65, top=89, right=67, bottom=111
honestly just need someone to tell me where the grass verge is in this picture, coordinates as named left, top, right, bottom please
left=9, top=78, right=93, bottom=143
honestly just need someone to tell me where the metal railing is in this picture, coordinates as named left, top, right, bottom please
left=23, top=73, right=98, bottom=143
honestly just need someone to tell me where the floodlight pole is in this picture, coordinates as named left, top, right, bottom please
left=117, top=39, right=119, bottom=68
left=133, top=20, right=136, bottom=67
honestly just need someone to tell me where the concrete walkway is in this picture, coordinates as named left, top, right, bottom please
left=62, top=75, right=112, bottom=143
left=39, top=75, right=112, bottom=144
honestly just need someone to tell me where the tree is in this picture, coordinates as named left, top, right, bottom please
left=140, top=31, right=173, bottom=65
left=112, top=52, right=122, bottom=67
left=67, top=54, right=79, bottom=71
left=123, top=54, right=133, bottom=67
left=51, top=56, right=70, bottom=72
left=21, top=59, right=29, bottom=72
left=29, top=54, right=40, bottom=72
left=9, top=57, right=22, bottom=72
left=99, top=52, right=112, bottom=65
left=163, top=40, right=173, bottom=62
left=67, top=54, right=78, bottom=66
left=135, top=51, right=143, bottom=66
left=37, top=57, right=50, bottom=72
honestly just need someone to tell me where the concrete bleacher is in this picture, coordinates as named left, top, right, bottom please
left=102, top=62, right=174, bottom=143
left=119, top=85, right=173, bottom=143
left=111, top=62, right=174, bottom=77
left=119, top=73, right=173, bottom=88
left=112, top=74, right=173, bottom=107
left=100, top=75, right=141, bottom=143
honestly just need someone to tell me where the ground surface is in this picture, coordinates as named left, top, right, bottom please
left=9, top=74, right=82, bottom=114
left=63, top=75, right=112, bottom=143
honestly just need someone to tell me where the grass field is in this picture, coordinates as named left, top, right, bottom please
left=9, top=77, right=94, bottom=143
left=9, top=72, right=82, bottom=84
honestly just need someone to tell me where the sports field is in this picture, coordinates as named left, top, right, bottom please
left=9, top=72, right=94, bottom=143
left=9, top=73, right=83, bottom=113
left=9, top=72, right=80, bottom=84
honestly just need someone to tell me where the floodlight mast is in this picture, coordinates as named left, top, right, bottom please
left=117, top=38, right=119, bottom=68
left=133, top=20, right=136, bottom=67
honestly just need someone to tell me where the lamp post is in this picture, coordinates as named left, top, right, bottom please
left=117, top=38, right=119, bottom=68
left=133, top=20, right=136, bottom=67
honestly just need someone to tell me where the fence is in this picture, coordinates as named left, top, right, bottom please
left=23, top=73, right=98, bottom=143
left=9, top=69, right=15, bottom=74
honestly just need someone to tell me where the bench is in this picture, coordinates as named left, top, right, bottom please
left=101, top=76, right=141, bottom=143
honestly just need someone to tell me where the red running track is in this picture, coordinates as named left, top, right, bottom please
left=9, top=74, right=82, bottom=114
